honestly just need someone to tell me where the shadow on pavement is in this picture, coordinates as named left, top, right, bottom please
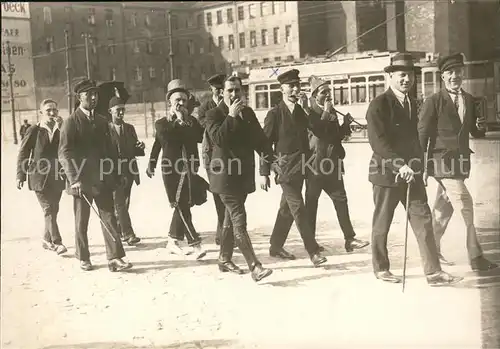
left=40, top=339, right=241, bottom=349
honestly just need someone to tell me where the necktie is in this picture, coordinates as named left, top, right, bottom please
left=403, top=95, right=410, bottom=119
left=118, top=125, right=126, bottom=156
left=452, top=92, right=459, bottom=111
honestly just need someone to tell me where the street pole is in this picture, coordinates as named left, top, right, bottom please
left=82, top=33, right=91, bottom=79
left=167, top=10, right=174, bottom=80
left=64, top=30, right=72, bottom=112
left=6, top=41, right=18, bottom=145
left=233, top=1, right=240, bottom=73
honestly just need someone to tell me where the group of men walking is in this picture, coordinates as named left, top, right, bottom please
left=16, top=51, right=497, bottom=284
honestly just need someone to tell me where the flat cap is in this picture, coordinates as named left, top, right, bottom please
left=207, top=74, right=226, bottom=88
left=438, top=53, right=465, bottom=72
left=108, top=96, right=125, bottom=109
left=277, top=69, right=300, bottom=85
left=73, top=79, right=98, bottom=94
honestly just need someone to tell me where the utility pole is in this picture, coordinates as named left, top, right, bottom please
left=233, top=1, right=240, bottom=72
left=6, top=41, right=18, bottom=145
left=167, top=10, right=174, bottom=80
left=82, top=33, right=91, bottom=79
left=64, top=30, right=72, bottom=112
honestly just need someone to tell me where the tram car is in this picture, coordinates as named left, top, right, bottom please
left=244, top=51, right=499, bottom=138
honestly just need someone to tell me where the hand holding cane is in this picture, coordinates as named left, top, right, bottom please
left=395, top=173, right=413, bottom=293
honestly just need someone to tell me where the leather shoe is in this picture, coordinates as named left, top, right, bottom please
left=42, top=239, right=55, bottom=251
left=108, top=258, right=132, bottom=272
left=218, top=261, right=244, bottom=274
left=251, top=264, right=273, bottom=282
left=80, top=260, right=93, bottom=271
left=345, top=238, right=369, bottom=252
left=438, top=253, right=455, bottom=266
left=426, top=271, right=463, bottom=287
left=316, top=244, right=326, bottom=253
left=125, top=236, right=141, bottom=246
left=269, top=248, right=296, bottom=260
left=54, top=244, right=67, bottom=255
left=310, top=253, right=327, bottom=267
left=375, top=270, right=402, bottom=283
left=471, top=256, right=498, bottom=271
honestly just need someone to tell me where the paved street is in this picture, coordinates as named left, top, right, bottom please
left=1, top=135, right=499, bottom=349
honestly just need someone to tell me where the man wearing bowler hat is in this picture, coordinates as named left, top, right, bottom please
left=196, top=73, right=227, bottom=246
left=262, top=69, right=335, bottom=267
left=366, top=53, right=462, bottom=286
left=147, top=79, right=207, bottom=259
left=418, top=53, right=497, bottom=271
left=108, top=96, right=145, bottom=246
left=304, top=75, right=370, bottom=253
left=59, top=79, right=132, bottom=272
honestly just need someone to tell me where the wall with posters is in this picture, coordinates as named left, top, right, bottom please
left=1, top=2, right=36, bottom=112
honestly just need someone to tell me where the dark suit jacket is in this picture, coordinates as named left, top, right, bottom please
left=205, top=102, right=273, bottom=195
left=196, top=98, right=218, bottom=169
left=366, top=88, right=423, bottom=187
left=20, top=123, right=31, bottom=139
left=148, top=115, right=203, bottom=203
left=16, top=124, right=65, bottom=192
left=417, top=89, right=480, bottom=179
left=109, top=122, right=144, bottom=185
left=262, top=100, right=337, bottom=183
left=58, top=108, right=120, bottom=194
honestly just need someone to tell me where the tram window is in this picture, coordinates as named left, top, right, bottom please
left=415, top=73, right=423, bottom=99
left=270, top=83, right=280, bottom=90
left=333, top=79, right=348, bottom=105
left=256, top=92, right=269, bottom=109
left=435, top=71, right=442, bottom=90
left=351, top=77, right=367, bottom=104
left=368, top=75, right=385, bottom=101
left=270, top=91, right=282, bottom=107
left=424, top=72, right=433, bottom=98
left=256, top=85, right=267, bottom=91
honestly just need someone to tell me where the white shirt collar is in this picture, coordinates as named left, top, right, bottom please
left=283, top=99, right=296, bottom=113
left=38, top=120, right=59, bottom=141
left=79, top=106, right=92, bottom=118
left=390, top=86, right=409, bottom=105
left=213, top=96, right=221, bottom=105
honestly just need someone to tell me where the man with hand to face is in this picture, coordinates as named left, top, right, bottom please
left=108, top=96, right=144, bottom=246
left=366, top=53, right=462, bottom=286
left=418, top=53, right=497, bottom=271
left=204, top=76, right=274, bottom=282
left=17, top=99, right=67, bottom=255
left=58, top=79, right=132, bottom=272
left=149, top=79, right=206, bottom=259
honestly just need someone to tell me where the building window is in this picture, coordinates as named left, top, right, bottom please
left=239, top=33, right=245, bottom=49
left=149, top=67, right=156, bottom=79
left=88, top=8, right=96, bottom=25
left=187, top=40, right=194, bottom=54
left=206, top=13, right=212, bottom=26
left=108, top=39, right=115, bottom=54
left=260, top=2, right=268, bottom=16
left=275, top=56, right=281, bottom=62
left=134, top=66, right=142, bottom=81
left=228, top=35, right=235, bottom=50
left=199, top=45, right=204, bottom=54
left=145, top=13, right=151, bottom=27
left=273, top=27, right=280, bottom=44
left=240, top=60, right=247, bottom=66
left=333, top=79, right=349, bottom=105
left=251, top=59, right=258, bottom=65
left=171, top=15, right=178, bottom=30
left=105, top=9, right=113, bottom=27
left=109, top=68, right=116, bottom=80
left=146, top=40, right=153, bottom=54
left=227, top=8, right=233, bottom=23
left=131, top=13, right=137, bottom=27
left=133, top=40, right=140, bottom=53
left=261, top=29, right=268, bottom=46
left=216, top=10, right=223, bottom=24
left=197, top=14, right=203, bottom=27
left=250, top=31, right=257, bottom=47
left=285, top=25, right=292, bottom=43
left=263, top=58, right=270, bottom=63
left=218, top=36, right=224, bottom=49
left=286, top=55, right=294, bottom=61
left=368, top=75, right=385, bottom=101
left=46, top=36, right=54, bottom=53
left=271, top=1, right=277, bottom=15
left=248, top=4, right=256, bottom=18
left=237, top=6, right=244, bottom=20
left=208, top=37, right=214, bottom=52
left=43, top=7, right=52, bottom=24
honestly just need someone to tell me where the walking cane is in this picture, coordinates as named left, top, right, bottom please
left=395, top=173, right=412, bottom=293
left=81, top=192, right=116, bottom=242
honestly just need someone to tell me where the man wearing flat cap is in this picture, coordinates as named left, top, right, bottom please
left=59, top=79, right=132, bottom=272
left=418, top=53, right=497, bottom=271
left=108, top=96, right=145, bottom=247
left=147, top=79, right=207, bottom=259
left=303, top=75, right=370, bottom=253
left=366, top=53, right=462, bottom=286
left=261, top=69, right=335, bottom=267
left=196, top=73, right=227, bottom=246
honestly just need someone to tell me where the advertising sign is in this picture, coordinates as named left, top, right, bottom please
left=1, top=2, right=30, bottom=19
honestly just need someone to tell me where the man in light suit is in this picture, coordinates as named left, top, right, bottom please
left=108, top=96, right=144, bottom=246
left=418, top=53, right=497, bottom=271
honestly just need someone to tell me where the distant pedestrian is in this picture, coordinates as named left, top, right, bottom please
left=19, top=119, right=31, bottom=140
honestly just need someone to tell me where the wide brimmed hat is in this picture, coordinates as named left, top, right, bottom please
left=166, top=79, right=189, bottom=99
left=308, top=75, right=329, bottom=96
left=384, top=53, right=421, bottom=73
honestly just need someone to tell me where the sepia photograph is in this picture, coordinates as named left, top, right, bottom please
left=1, top=1, right=499, bottom=348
